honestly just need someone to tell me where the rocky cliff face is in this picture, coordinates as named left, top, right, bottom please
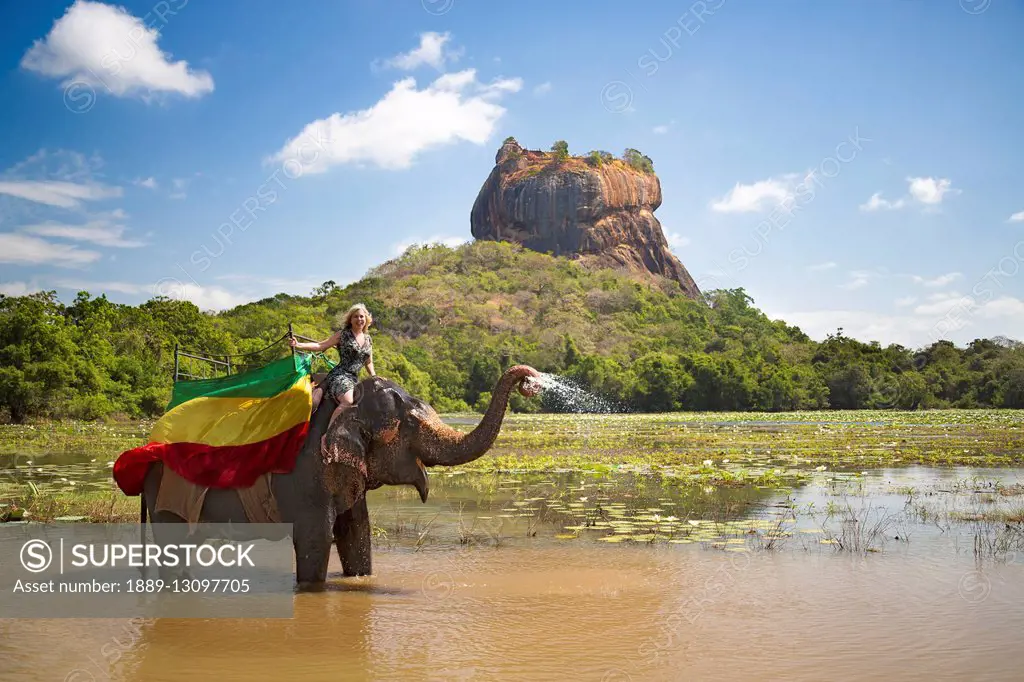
left=470, top=138, right=702, bottom=300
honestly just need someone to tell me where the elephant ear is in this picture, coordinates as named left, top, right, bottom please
left=322, top=413, right=370, bottom=509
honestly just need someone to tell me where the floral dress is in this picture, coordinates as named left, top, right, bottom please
left=322, top=328, right=372, bottom=400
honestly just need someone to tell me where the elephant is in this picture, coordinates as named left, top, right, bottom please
left=141, top=363, right=542, bottom=587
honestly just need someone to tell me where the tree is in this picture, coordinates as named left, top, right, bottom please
left=551, top=140, right=569, bottom=161
left=0, top=292, right=87, bottom=422
left=312, top=280, right=339, bottom=300
left=622, top=148, right=654, bottom=173
left=632, top=353, right=692, bottom=412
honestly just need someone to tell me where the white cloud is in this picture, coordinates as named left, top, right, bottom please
left=381, top=32, right=461, bottom=71
left=392, top=235, right=467, bottom=255
left=1008, top=210, right=1024, bottom=223
left=765, top=300, right=1024, bottom=349
left=0, top=180, right=122, bottom=208
left=912, top=293, right=969, bottom=317
left=652, top=124, right=670, bottom=135
left=54, top=278, right=149, bottom=295
left=860, top=177, right=959, bottom=213
left=50, top=278, right=247, bottom=311
left=168, top=177, right=189, bottom=199
left=20, top=0, right=214, bottom=100
left=710, top=174, right=800, bottom=213
left=907, top=176, right=958, bottom=205
left=0, top=233, right=101, bottom=267
left=839, top=272, right=872, bottom=291
left=134, top=177, right=157, bottom=189
left=0, top=281, right=40, bottom=297
left=837, top=268, right=889, bottom=291
left=20, top=220, right=145, bottom=247
left=665, top=232, right=690, bottom=250
left=859, top=192, right=905, bottom=211
left=895, top=296, right=917, bottom=307
left=910, top=272, right=962, bottom=288
left=269, top=68, right=522, bottom=172
left=150, top=281, right=249, bottom=311
left=214, top=273, right=325, bottom=293
left=977, top=296, right=1024, bottom=319
left=532, top=81, right=552, bottom=96
left=806, top=261, right=837, bottom=272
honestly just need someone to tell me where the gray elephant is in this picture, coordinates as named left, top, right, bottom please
left=142, top=364, right=541, bottom=587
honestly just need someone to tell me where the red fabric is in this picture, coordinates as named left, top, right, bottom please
left=113, top=421, right=310, bottom=496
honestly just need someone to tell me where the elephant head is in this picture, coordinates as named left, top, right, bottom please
left=321, top=364, right=542, bottom=510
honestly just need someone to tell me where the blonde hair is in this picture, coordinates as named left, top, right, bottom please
left=341, top=303, right=373, bottom=331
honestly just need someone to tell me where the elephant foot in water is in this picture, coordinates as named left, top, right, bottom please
left=334, top=497, right=372, bottom=577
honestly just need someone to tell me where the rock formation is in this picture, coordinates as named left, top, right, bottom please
left=470, top=138, right=702, bottom=300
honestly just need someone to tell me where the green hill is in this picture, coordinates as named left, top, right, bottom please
left=2, top=240, right=1023, bottom=423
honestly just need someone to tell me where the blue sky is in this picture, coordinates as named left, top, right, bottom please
left=1, top=0, right=1022, bottom=349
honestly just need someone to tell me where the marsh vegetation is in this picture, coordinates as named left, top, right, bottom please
left=3, top=410, right=1022, bottom=567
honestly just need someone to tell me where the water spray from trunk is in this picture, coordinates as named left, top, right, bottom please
left=532, top=373, right=629, bottom=414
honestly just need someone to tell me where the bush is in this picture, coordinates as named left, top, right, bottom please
left=622, top=148, right=654, bottom=173
left=551, top=140, right=569, bottom=161
left=473, top=391, right=493, bottom=414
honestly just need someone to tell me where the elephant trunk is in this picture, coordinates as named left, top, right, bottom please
left=418, top=365, right=541, bottom=467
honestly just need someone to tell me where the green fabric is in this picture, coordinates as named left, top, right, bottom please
left=167, top=354, right=311, bottom=411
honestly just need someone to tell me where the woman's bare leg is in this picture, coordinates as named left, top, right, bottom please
left=321, top=389, right=355, bottom=452
left=328, top=389, right=355, bottom=430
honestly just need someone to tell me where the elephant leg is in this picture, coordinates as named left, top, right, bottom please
left=142, top=463, right=187, bottom=582
left=292, top=508, right=332, bottom=589
left=334, top=496, right=372, bottom=577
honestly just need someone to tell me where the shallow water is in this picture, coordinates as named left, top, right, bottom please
left=2, top=540, right=1023, bottom=681
left=3, top=413, right=1024, bottom=680
left=3, top=467, right=1024, bottom=681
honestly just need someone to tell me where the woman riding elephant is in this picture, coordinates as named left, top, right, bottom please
left=289, top=303, right=376, bottom=444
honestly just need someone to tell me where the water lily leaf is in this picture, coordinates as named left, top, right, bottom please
left=53, top=515, right=87, bottom=522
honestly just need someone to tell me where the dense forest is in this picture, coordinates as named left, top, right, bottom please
left=2, top=240, right=1023, bottom=423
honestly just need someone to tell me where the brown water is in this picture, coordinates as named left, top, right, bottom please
left=2, top=544, right=1023, bottom=681
left=4, top=466, right=1024, bottom=682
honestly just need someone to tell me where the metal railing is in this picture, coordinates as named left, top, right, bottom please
left=172, top=323, right=322, bottom=382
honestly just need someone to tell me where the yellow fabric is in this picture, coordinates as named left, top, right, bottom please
left=151, top=375, right=312, bottom=447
